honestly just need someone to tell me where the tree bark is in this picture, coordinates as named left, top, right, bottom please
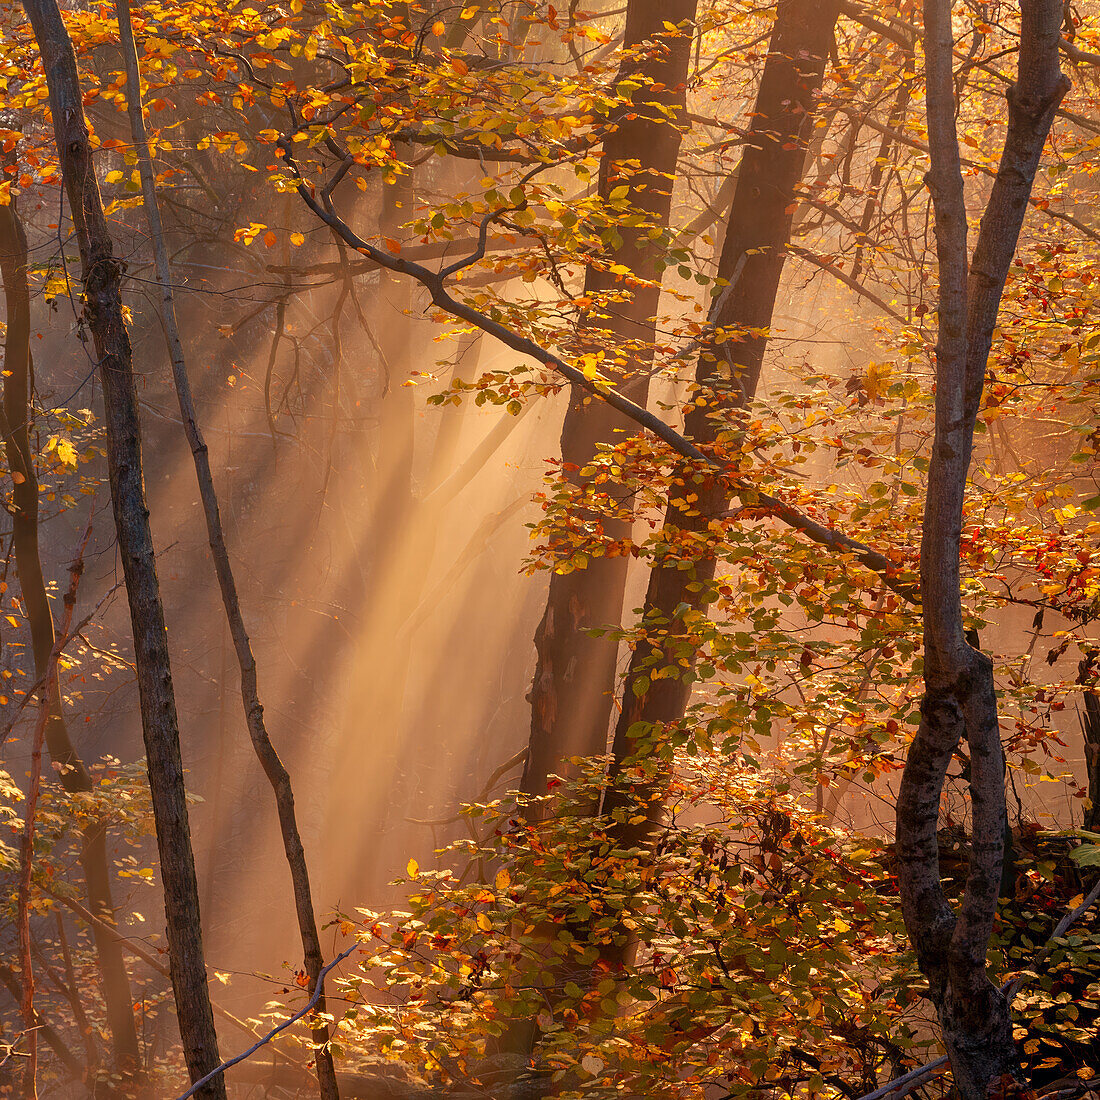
left=113, top=3, right=339, bottom=1096
left=896, top=3, right=1068, bottom=1095
left=1077, top=651, right=1100, bottom=832
left=19, top=0, right=226, bottom=1094
left=0, top=151, right=142, bottom=1084
left=604, top=0, right=841, bottom=854
left=522, top=0, right=699, bottom=802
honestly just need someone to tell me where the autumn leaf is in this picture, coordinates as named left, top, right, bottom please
left=55, top=438, right=78, bottom=467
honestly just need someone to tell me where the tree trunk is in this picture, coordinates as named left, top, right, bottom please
left=896, top=3, right=1067, bottom=1095
left=0, top=150, right=142, bottom=1085
left=604, top=0, right=841, bottom=855
left=19, top=1, right=226, bottom=1094
left=522, top=0, right=698, bottom=802
left=113, top=3, right=339, bottom=1095
left=1078, top=652, right=1100, bottom=832
left=17, top=518, right=92, bottom=1100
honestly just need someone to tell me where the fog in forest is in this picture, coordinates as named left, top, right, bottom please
left=2, top=1, right=1099, bottom=1096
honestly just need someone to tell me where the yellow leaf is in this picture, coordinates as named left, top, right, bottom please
left=290, top=232, right=305, bottom=246
left=105, top=170, right=123, bottom=184
left=475, top=912, right=492, bottom=932
left=432, top=20, right=444, bottom=35
left=833, top=918, right=850, bottom=933
left=579, top=353, right=603, bottom=381
left=56, top=439, right=78, bottom=467
left=406, top=858, right=419, bottom=877
left=4, top=616, right=16, bottom=629
left=495, top=868, right=511, bottom=891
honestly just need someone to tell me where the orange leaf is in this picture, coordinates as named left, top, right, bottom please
left=263, top=230, right=277, bottom=248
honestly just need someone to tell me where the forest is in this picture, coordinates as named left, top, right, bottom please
left=0, top=0, right=1099, bottom=1097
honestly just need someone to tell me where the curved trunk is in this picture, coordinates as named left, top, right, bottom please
left=897, top=2, right=1068, bottom=1094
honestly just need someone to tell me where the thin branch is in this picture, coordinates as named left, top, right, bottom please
left=279, top=145, right=916, bottom=599
left=174, top=943, right=359, bottom=1100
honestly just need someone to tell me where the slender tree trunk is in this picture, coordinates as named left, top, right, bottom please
left=0, top=152, right=142, bottom=1086
left=17, top=518, right=92, bottom=1100
left=522, top=0, right=698, bottom=802
left=1078, top=651, right=1100, bottom=832
left=19, top=1, right=226, bottom=1094
left=604, top=0, right=841, bottom=855
left=896, top=3, right=1067, bottom=1095
left=113, top=4, right=339, bottom=1096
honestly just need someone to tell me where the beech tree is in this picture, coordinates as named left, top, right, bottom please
left=522, top=0, right=698, bottom=801
left=896, top=0, right=1069, bottom=1093
left=605, top=0, right=842, bottom=855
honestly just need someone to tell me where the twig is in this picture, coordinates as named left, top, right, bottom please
left=38, top=885, right=284, bottom=1053
left=407, top=748, right=529, bottom=827
left=854, top=1056, right=949, bottom=1100
left=0, top=580, right=124, bottom=743
left=174, top=942, right=358, bottom=1100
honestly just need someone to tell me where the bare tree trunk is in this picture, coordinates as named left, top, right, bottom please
left=522, top=0, right=698, bottom=801
left=896, top=3, right=1067, bottom=1095
left=17, top=518, right=92, bottom=1100
left=0, top=152, right=141, bottom=1085
left=19, top=1, right=226, bottom=1094
left=604, top=0, right=840, bottom=854
left=1078, top=651, right=1100, bottom=832
left=113, top=4, right=339, bottom=1096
